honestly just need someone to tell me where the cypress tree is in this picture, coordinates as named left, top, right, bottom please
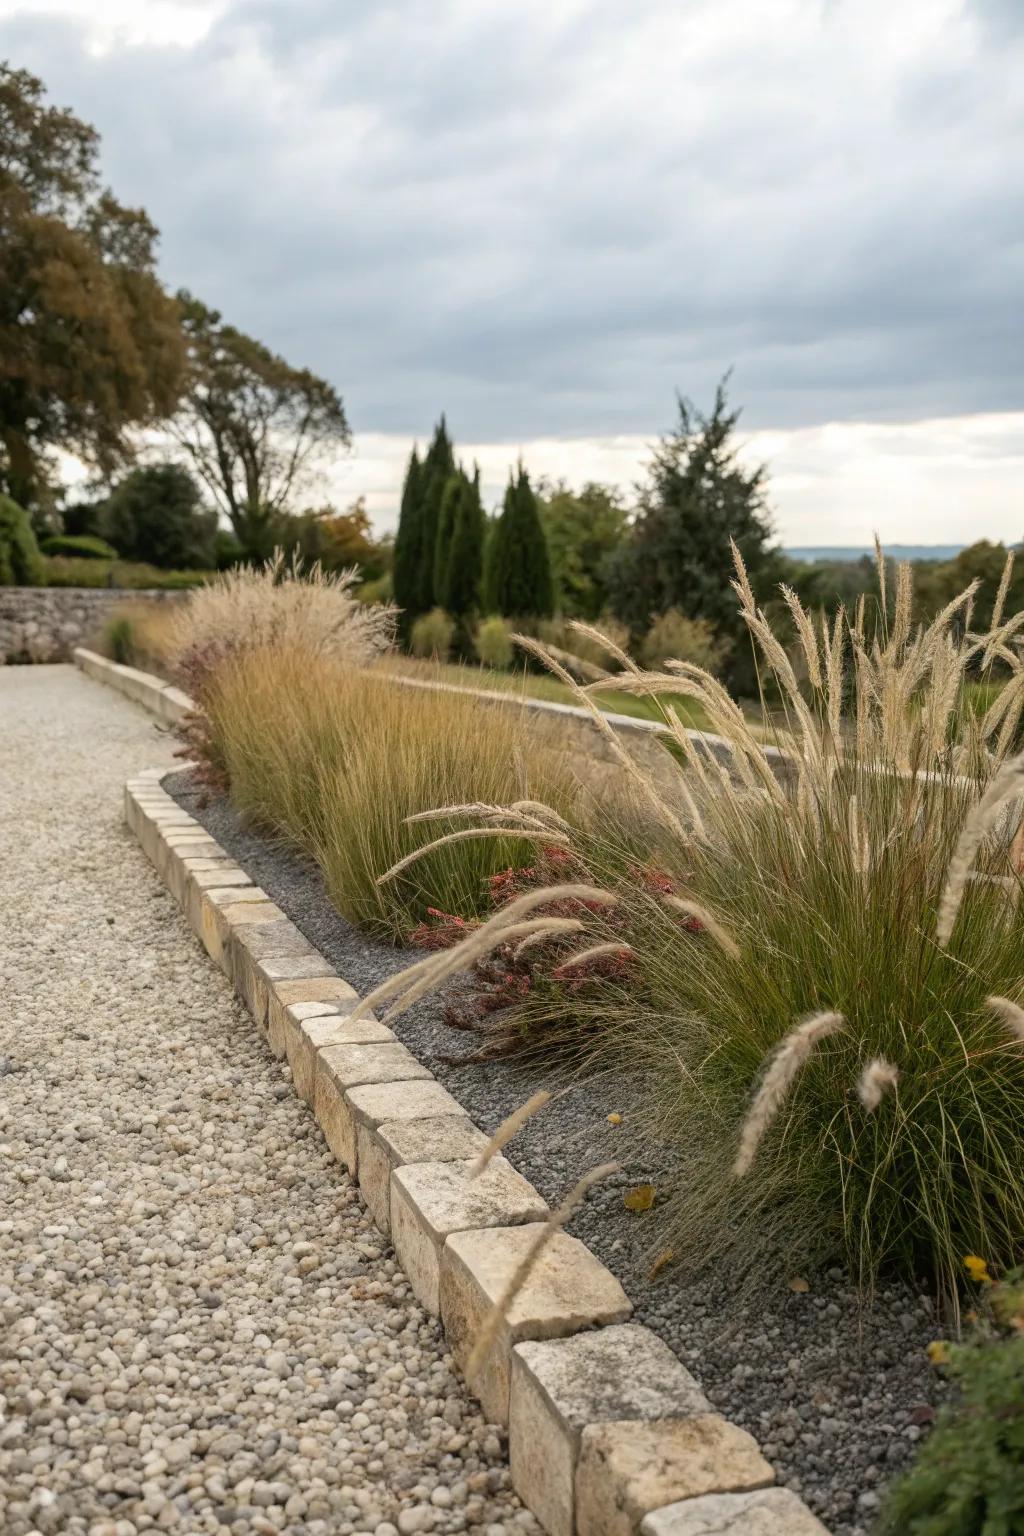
left=439, top=469, right=486, bottom=653
left=433, top=469, right=461, bottom=600
left=482, top=465, right=554, bottom=618
left=416, top=416, right=455, bottom=613
left=392, top=446, right=422, bottom=635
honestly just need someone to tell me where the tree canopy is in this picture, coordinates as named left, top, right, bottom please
left=607, top=379, right=776, bottom=653
left=0, top=64, right=185, bottom=513
left=100, top=462, right=216, bottom=569
left=169, top=293, right=350, bottom=558
left=536, top=479, right=628, bottom=618
left=437, top=468, right=485, bottom=642
left=483, top=466, right=554, bottom=618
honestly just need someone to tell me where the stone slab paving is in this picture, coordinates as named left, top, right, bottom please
left=0, top=666, right=532, bottom=1536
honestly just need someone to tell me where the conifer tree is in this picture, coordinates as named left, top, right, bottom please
left=439, top=469, right=486, bottom=651
left=433, top=469, right=461, bottom=600
left=482, top=465, right=553, bottom=618
left=416, top=417, right=455, bottom=612
left=392, top=446, right=422, bottom=635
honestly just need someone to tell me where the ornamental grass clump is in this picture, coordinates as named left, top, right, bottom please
left=361, top=545, right=1024, bottom=1297
left=202, top=643, right=579, bottom=940
left=169, top=549, right=396, bottom=699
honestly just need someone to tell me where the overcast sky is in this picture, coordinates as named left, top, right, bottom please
left=3, top=0, right=1022, bottom=543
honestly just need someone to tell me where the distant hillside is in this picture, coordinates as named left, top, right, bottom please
left=785, top=545, right=965, bottom=565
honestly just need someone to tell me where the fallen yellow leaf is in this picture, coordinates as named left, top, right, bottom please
left=607, top=1112, right=623, bottom=1126
left=927, top=1340, right=950, bottom=1367
left=787, top=1276, right=810, bottom=1294
left=623, top=1184, right=655, bottom=1212
left=648, top=1248, right=674, bottom=1280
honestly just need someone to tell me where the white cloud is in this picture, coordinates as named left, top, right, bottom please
left=326, top=414, right=1024, bottom=550
left=0, top=0, right=224, bottom=51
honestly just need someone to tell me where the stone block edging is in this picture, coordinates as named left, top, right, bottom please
left=121, top=768, right=831, bottom=1536
left=74, top=647, right=192, bottom=725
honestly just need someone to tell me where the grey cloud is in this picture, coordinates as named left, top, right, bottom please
left=2, top=0, right=1022, bottom=442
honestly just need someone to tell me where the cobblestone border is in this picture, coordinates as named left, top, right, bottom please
left=82, top=647, right=830, bottom=1536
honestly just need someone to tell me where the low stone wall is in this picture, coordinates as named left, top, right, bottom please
left=0, top=586, right=184, bottom=664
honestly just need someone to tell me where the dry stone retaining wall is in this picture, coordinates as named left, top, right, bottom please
left=0, top=586, right=184, bottom=664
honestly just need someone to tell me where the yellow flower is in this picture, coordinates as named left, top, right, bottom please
left=927, top=1340, right=950, bottom=1367
left=963, top=1254, right=993, bottom=1286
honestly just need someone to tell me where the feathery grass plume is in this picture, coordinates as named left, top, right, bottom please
left=937, top=752, right=1024, bottom=945
left=470, top=1090, right=553, bottom=1178
left=847, top=795, right=870, bottom=876
left=567, top=619, right=640, bottom=675
left=985, top=996, right=1024, bottom=1046
left=509, top=800, right=575, bottom=833
left=991, top=550, right=1015, bottom=634
left=345, top=883, right=617, bottom=1026
left=781, top=585, right=823, bottom=691
left=514, top=919, right=584, bottom=959
left=465, top=1162, right=619, bottom=1377
left=874, top=533, right=888, bottom=630
left=553, top=941, right=633, bottom=973
left=662, top=895, right=741, bottom=960
left=382, top=917, right=591, bottom=1021
left=405, top=803, right=549, bottom=828
left=513, top=632, right=689, bottom=840
left=858, top=1057, right=900, bottom=1111
left=171, top=548, right=396, bottom=692
left=730, top=537, right=755, bottom=611
left=537, top=640, right=612, bottom=684
left=733, top=1012, right=846, bottom=1178
left=376, top=825, right=571, bottom=886
left=892, top=562, right=913, bottom=652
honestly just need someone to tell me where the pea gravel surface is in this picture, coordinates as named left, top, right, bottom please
left=0, top=666, right=533, bottom=1536
left=167, top=766, right=952, bottom=1536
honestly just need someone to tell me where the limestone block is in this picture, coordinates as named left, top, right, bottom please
left=640, top=1488, right=829, bottom=1536
left=158, top=837, right=223, bottom=884
left=266, top=976, right=360, bottom=1058
left=357, top=1114, right=489, bottom=1235
left=236, top=951, right=336, bottom=1031
left=510, top=1326, right=711, bottom=1536
left=290, top=1013, right=395, bottom=1105
left=575, top=1418, right=774, bottom=1536
left=313, top=1044, right=432, bottom=1171
left=197, top=889, right=281, bottom=972
left=439, top=1226, right=632, bottom=1427
left=166, top=853, right=239, bottom=907
left=392, top=1158, right=548, bottom=1315
left=268, top=997, right=341, bottom=1059
left=326, top=1078, right=464, bottom=1177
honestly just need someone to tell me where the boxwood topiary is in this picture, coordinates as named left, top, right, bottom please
left=0, top=495, right=45, bottom=586
left=40, top=533, right=119, bottom=561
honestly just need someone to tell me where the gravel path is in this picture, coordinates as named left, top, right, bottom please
left=0, top=666, right=531, bottom=1536
left=166, top=772, right=950, bottom=1536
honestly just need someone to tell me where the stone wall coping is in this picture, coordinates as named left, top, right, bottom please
left=97, top=655, right=831, bottom=1535
left=75, top=643, right=790, bottom=775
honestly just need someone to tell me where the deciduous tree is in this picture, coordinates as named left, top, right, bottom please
left=0, top=64, right=185, bottom=512
left=170, top=293, right=350, bottom=558
left=100, top=462, right=216, bottom=569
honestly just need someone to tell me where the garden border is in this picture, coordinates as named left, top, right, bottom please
left=78, top=647, right=830, bottom=1536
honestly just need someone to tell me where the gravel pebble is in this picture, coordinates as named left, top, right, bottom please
left=167, top=767, right=952, bottom=1536
left=0, top=667, right=534, bottom=1536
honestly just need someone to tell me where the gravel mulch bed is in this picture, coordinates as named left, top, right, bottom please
left=0, top=668, right=533, bottom=1536
left=167, top=769, right=951, bottom=1536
